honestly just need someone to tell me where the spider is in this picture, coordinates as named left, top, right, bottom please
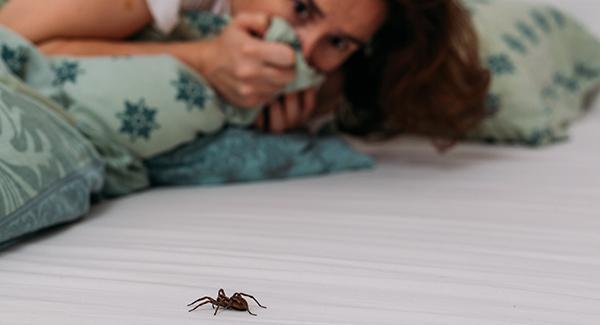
left=187, top=289, right=267, bottom=316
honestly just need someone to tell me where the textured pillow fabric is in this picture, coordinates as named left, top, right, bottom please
left=465, top=0, right=600, bottom=145
left=0, top=26, right=150, bottom=198
left=52, top=16, right=323, bottom=159
left=146, top=127, right=374, bottom=186
left=0, top=12, right=367, bottom=194
left=0, top=69, right=104, bottom=246
left=141, top=13, right=373, bottom=186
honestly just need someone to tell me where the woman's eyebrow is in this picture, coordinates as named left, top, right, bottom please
left=307, top=0, right=325, bottom=18
left=310, top=0, right=368, bottom=47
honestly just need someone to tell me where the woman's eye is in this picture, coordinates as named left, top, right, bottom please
left=293, top=0, right=311, bottom=20
left=330, top=36, right=351, bottom=52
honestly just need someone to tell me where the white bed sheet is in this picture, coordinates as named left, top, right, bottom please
left=2, top=2, right=600, bottom=325
left=2, top=105, right=599, bottom=325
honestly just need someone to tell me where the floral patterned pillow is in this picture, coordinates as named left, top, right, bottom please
left=465, top=0, right=600, bottom=145
left=50, top=16, right=323, bottom=159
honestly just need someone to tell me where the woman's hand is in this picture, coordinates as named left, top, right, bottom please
left=195, top=13, right=297, bottom=109
left=256, top=88, right=318, bottom=134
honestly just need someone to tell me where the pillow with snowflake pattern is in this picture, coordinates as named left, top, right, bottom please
left=465, top=0, right=600, bottom=145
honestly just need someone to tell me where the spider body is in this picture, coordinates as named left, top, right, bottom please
left=188, top=289, right=267, bottom=316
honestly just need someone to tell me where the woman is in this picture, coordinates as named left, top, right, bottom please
left=0, top=0, right=490, bottom=147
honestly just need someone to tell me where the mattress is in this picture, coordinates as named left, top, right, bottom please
left=2, top=2, right=600, bottom=325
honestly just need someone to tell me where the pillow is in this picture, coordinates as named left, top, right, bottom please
left=51, top=16, right=323, bottom=159
left=146, top=127, right=374, bottom=186
left=0, top=26, right=150, bottom=198
left=0, top=68, right=104, bottom=247
left=465, top=0, right=600, bottom=145
left=142, top=13, right=374, bottom=186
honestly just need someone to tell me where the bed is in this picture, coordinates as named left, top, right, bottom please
left=2, top=2, right=600, bottom=325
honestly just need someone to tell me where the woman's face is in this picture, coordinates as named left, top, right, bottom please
left=231, top=0, right=387, bottom=73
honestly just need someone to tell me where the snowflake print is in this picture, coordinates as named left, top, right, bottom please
left=516, top=21, right=539, bottom=45
left=486, top=54, right=515, bottom=75
left=185, top=12, right=229, bottom=36
left=550, top=8, right=566, bottom=28
left=531, top=10, right=551, bottom=33
left=502, top=34, right=527, bottom=55
left=484, top=93, right=501, bottom=116
left=171, top=71, right=211, bottom=111
left=574, top=63, right=600, bottom=80
left=1, top=44, right=29, bottom=77
left=52, top=60, right=84, bottom=86
left=116, top=99, right=160, bottom=142
left=554, top=73, right=579, bottom=92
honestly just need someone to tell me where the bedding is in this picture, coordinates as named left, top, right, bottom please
left=146, top=127, right=374, bottom=186
left=1, top=95, right=598, bottom=325
left=465, top=0, right=600, bottom=145
left=0, top=61, right=104, bottom=245
left=0, top=26, right=151, bottom=198
left=0, top=15, right=367, bottom=247
left=1, top=1, right=599, bottom=324
left=54, top=15, right=323, bottom=159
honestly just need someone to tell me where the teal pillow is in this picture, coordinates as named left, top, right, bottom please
left=146, top=127, right=374, bottom=186
left=0, top=72, right=104, bottom=246
left=465, top=0, right=600, bottom=145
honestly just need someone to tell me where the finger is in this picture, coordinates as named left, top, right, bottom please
left=300, top=88, right=318, bottom=122
left=255, top=111, right=264, bottom=130
left=239, top=81, right=281, bottom=99
left=260, top=66, right=296, bottom=88
left=283, top=93, right=301, bottom=129
left=248, top=40, right=296, bottom=68
left=268, top=100, right=286, bottom=134
left=233, top=12, right=271, bottom=37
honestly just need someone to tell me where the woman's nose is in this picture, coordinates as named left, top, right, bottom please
left=295, top=26, right=323, bottom=68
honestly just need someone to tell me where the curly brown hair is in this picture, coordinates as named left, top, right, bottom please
left=340, top=0, right=491, bottom=150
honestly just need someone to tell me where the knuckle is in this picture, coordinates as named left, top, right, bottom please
left=235, top=65, right=255, bottom=79
left=283, top=49, right=296, bottom=65
left=238, top=85, right=255, bottom=97
left=233, top=13, right=249, bottom=24
left=241, top=43, right=257, bottom=56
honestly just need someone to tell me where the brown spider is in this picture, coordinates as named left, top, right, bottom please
left=187, top=289, right=267, bottom=316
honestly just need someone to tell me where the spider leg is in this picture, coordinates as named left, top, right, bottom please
left=243, top=300, right=258, bottom=316
left=188, top=298, right=218, bottom=312
left=238, top=293, right=267, bottom=309
left=213, top=304, right=221, bottom=316
left=187, top=296, right=212, bottom=307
